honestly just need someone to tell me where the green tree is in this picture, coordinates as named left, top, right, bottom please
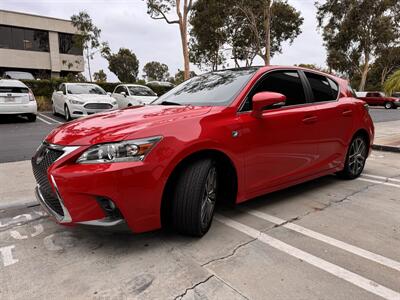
left=103, top=48, right=139, bottom=83
left=143, top=61, right=170, bottom=81
left=189, top=0, right=229, bottom=71
left=173, top=69, right=196, bottom=84
left=93, top=69, right=107, bottom=83
left=383, top=69, right=400, bottom=95
left=189, top=0, right=303, bottom=70
left=146, top=0, right=193, bottom=80
left=65, top=72, right=87, bottom=82
left=71, top=11, right=108, bottom=82
left=316, top=0, right=400, bottom=91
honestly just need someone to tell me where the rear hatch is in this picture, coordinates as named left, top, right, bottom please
left=0, top=86, right=30, bottom=105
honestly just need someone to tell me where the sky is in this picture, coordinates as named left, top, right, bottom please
left=1, top=0, right=327, bottom=82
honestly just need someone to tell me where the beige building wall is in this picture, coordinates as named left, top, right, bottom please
left=0, top=9, right=84, bottom=77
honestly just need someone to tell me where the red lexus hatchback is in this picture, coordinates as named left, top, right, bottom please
left=32, top=66, right=374, bottom=237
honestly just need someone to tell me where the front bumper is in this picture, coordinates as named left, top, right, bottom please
left=69, top=103, right=117, bottom=118
left=31, top=142, right=165, bottom=233
left=0, top=102, right=37, bottom=114
left=394, top=101, right=400, bottom=108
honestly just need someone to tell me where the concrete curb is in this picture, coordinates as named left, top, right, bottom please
left=372, top=144, right=400, bottom=153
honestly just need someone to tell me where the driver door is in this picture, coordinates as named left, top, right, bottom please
left=238, top=70, right=320, bottom=198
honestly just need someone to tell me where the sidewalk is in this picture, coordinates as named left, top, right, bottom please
left=0, top=160, right=36, bottom=209
left=373, top=120, right=400, bottom=152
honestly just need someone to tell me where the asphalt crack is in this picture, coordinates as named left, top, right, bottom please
left=264, top=183, right=374, bottom=233
left=173, top=275, right=214, bottom=300
left=201, top=237, right=258, bottom=267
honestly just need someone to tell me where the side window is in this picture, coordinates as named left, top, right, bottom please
left=242, top=70, right=306, bottom=111
left=115, top=86, right=124, bottom=94
left=305, top=72, right=338, bottom=102
left=366, top=93, right=374, bottom=98
left=58, top=84, right=65, bottom=94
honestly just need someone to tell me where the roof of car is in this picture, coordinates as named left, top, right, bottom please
left=118, top=84, right=150, bottom=88
left=0, top=79, right=28, bottom=88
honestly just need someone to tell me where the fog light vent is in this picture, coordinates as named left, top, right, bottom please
left=96, top=197, right=122, bottom=219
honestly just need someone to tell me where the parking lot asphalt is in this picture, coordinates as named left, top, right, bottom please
left=0, top=112, right=64, bottom=163
left=0, top=107, right=399, bottom=163
left=0, top=150, right=399, bottom=299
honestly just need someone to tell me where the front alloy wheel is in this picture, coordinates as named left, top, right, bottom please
left=338, top=136, right=368, bottom=179
left=172, top=159, right=218, bottom=237
left=201, top=166, right=217, bottom=229
left=64, top=105, right=72, bottom=121
left=385, top=102, right=393, bottom=109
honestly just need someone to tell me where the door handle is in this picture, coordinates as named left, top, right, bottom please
left=302, top=116, right=318, bottom=124
left=342, top=109, right=353, bottom=117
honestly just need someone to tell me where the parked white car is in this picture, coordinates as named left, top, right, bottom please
left=0, top=79, right=37, bottom=122
left=112, top=84, right=158, bottom=108
left=52, top=83, right=118, bottom=121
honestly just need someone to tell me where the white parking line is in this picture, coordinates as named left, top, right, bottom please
left=243, top=209, right=400, bottom=272
left=362, top=174, right=400, bottom=184
left=38, top=113, right=63, bottom=124
left=357, top=177, right=400, bottom=188
left=37, top=116, right=52, bottom=125
left=215, top=214, right=400, bottom=300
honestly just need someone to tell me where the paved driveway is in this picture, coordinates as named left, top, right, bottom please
left=1, top=151, right=399, bottom=299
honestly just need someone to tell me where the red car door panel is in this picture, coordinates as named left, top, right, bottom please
left=238, top=105, right=319, bottom=197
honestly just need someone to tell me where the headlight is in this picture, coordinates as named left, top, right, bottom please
left=111, top=100, right=117, bottom=105
left=69, top=99, right=84, bottom=105
left=76, top=136, right=162, bottom=164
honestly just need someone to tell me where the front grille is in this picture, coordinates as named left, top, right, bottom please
left=32, top=144, right=64, bottom=216
left=84, top=103, right=112, bottom=110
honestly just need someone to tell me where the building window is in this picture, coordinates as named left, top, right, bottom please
left=59, top=33, right=83, bottom=55
left=0, top=25, right=49, bottom=52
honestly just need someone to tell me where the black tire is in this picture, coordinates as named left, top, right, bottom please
left=27, top=114, right=36, bottom=122
left=64, top=105, right=71, bottom=121
left=337, top=135, right=368, bottom=179
left=172, top=158, right=217, bottom=237
left=384, top=102, right=393, bottom=109
left=52, top=102, right=58, bottom=116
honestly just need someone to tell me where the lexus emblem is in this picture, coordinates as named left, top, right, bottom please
left=36, top=148, right=48, bottom=165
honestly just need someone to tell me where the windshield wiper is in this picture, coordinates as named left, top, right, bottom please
left=159, top=101, right=182, bottom=106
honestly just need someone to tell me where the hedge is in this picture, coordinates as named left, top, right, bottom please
left=21, top=79, right=173, bottom=99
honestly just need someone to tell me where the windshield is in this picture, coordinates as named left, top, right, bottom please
left=67, top=84, right=106, bottom=95
left=128, top=86, right=157, bottom=97
left=152, top=68, right=257, bottom=106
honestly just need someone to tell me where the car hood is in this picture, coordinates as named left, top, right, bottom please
left=46, top=105, right=212, bottom=146
left=68, top=94, right=114, bottom=103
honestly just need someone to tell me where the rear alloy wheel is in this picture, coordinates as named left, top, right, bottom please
left=384, top=102, right=393, bottom=109
left=338, top=136, right=368, bottom=179
left=172, top=159, right=217, bottom=237
left=64, top=105, right=72, bottom=121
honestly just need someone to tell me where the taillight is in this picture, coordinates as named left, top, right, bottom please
left=28, top=89, right=35, bottom=102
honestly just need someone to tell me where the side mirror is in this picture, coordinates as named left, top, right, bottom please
left=251, top=92, right=286, bottom=118
left=56, top=90, right=64, bottom=95
left=107, top=92, right=112, bottom=96
left=121, top=91, right=127, bottom=97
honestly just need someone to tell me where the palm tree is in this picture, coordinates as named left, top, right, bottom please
left=384, top=69, right=400, bottom=96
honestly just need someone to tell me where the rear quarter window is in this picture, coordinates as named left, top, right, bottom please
left=304, top=72, right=338, bottom=102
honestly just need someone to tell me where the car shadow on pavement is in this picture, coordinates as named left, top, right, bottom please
left=0, top=115, right=31, bottom=124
